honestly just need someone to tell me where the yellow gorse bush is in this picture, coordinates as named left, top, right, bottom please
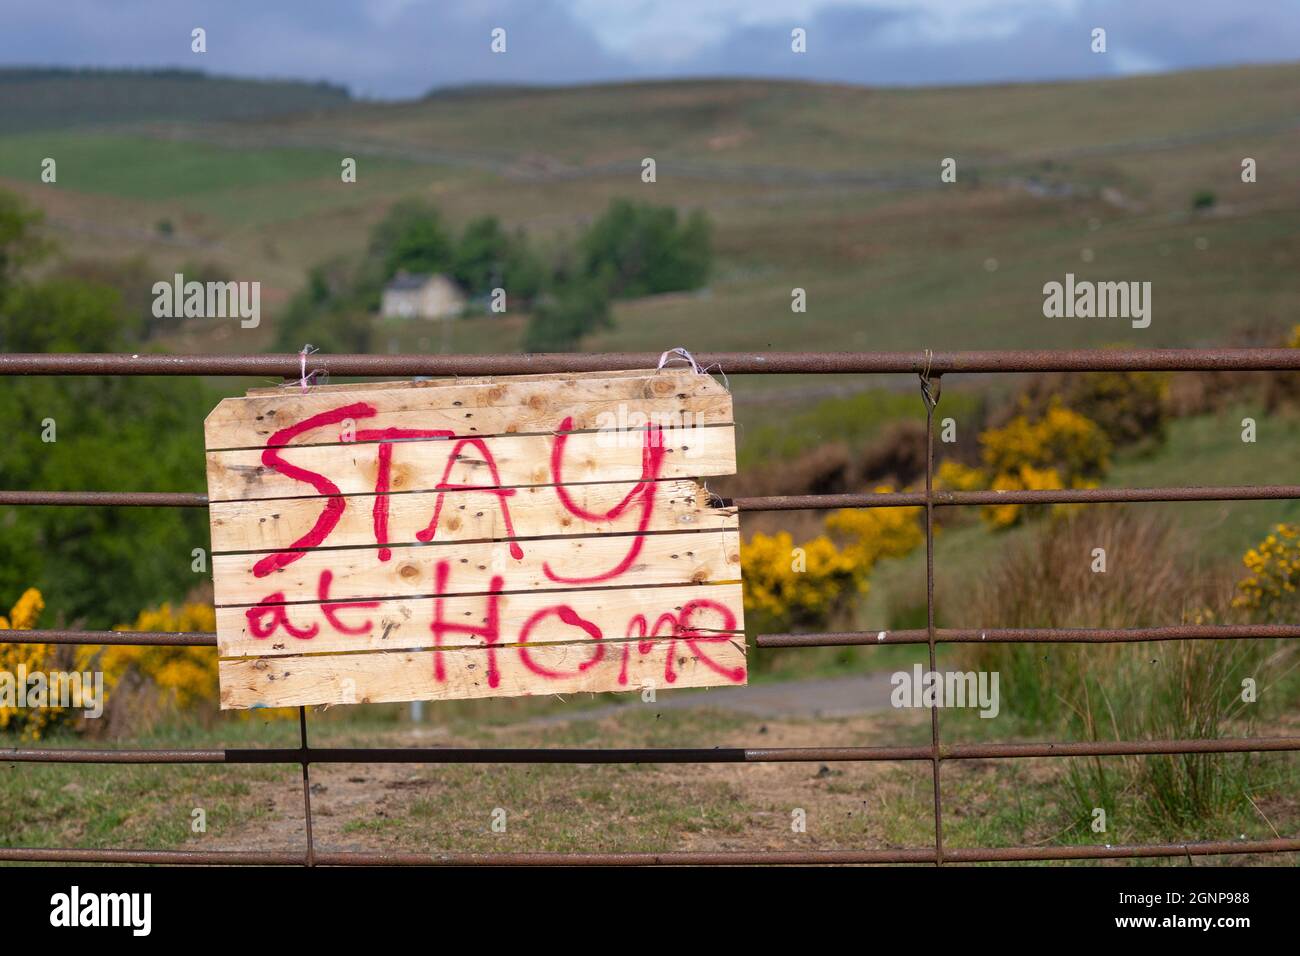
left=742, top=487, right=923, bottom=628
left=1232, top=523, right=1299, bottom=619
left=981, top=464, right=1065, bottom=529
left=90, top=602, right=293, bottom=721
left=824, top=487, right=924, bottom=561
left=934, top=403, right=1110, bottom=531
left=0, top=588, right=67, bottom=738
left=96, top=602, right=220, bottom=710
left=935, top=460, right=987, bottom=492
left=741, top=531, right=867, bottom=626
left=980, top=401, right=1111, bottom=482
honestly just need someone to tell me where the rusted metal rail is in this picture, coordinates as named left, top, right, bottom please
left=1, top=349, right=1296, bottom=867
left=1, top=347, right=1299, bottom=376
left=6, top=736, right=1298, bottom=764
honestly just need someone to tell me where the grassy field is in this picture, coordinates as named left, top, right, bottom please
left=4, top=703, right=1294, bottom=863
left=2, top=63, right=1296, bottom=405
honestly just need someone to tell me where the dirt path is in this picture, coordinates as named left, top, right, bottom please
left=192, top=675, right=920, bottom=856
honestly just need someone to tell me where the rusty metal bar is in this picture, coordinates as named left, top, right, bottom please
left=2, top=838, right=1295, bottom=866
left=0, top=628, right=217, bottom=646
left=731, top=484, right=1300, bottom=511
left=0, top=848, right=307, bottom=865
left=4, top=484, right=1295, bottom=512
left=758, top=624, right=1300, bottom=647
left=298, top=707, right=316, bottom=867
left=6, top=623, right=1296, bottom=649
left=920, top=364, right=945, bottom=866
left=2, top=348, right=1299, bottom=377
left=8, top=737, right=1296, bottom=765
left=0, top=490, right=208, bottom=507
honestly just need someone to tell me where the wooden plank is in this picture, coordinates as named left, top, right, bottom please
left=205, top=425, right=735, bottom=502
left=212, top=529, right=741, bottom=606
left=205, top=370, right=745, bottom=709
left=216, top=583, right=745, bottom=657
left=205, top=369, right=730, bottom=449
left=218, top=635, right=748, bottom=709
left=209, top=479, right=736, bottom=553
left=238, top=368, right=702, bottom=397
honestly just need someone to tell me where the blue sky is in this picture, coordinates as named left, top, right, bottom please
left=0, top=0, right=1296, bottom=98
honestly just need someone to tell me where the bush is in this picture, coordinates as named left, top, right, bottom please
left=0, top=588, right=72, bottom=739
left=453, top=215, right=545, bottom=303
left=741, top=490, right=923, bottom=635
left=578, top=199, right=711, bottom=298
left=369, top=199, right=454, bottom=279
left=1264, top=324, right=1300, bottom=411
left=824, top=492, right=924, bottom=563
left=522, top=276, right=612, bottom=352
left=79, top=602, right=294, bottom=734
left=1232, top=523, right=1300, bottom=620
left=980, top=402, right=1111, bottom=482
left=741, top=531, right=867, bottom=633
left=995, top=370, right=1170, bottom=452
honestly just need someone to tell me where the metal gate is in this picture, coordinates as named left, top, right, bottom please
left=2, top=348, right=1298, bottom=865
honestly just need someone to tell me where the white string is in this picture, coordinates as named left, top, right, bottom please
left=299, top=344, right=319, bottom=394
left=656, top=346, right=729, bottom=391
left=657, top=346, right=703, bottom=374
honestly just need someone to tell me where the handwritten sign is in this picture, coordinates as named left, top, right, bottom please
left=204, top=369, right=745, bottom=709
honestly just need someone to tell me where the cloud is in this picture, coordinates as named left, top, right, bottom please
left=0, top=0, right=1294, bottom=97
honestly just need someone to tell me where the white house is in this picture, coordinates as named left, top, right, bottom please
left=380, top=272, right=466, bottom=320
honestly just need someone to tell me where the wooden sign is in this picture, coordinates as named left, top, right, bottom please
left=204, top=369, right=745, bottom=709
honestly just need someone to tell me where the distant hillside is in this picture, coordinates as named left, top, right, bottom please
left=1, top=63, right=1296, bottom=380
left=0, top=68, right=351, bottom=131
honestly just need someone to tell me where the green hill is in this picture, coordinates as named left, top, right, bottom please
left=1, top=63, right=1296, bottom=403
left=0, top=68, right=350, bottom=131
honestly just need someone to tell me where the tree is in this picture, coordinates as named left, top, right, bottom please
left=578, top=199, right=712, bottom=299
left=453, top=216, right=545, bottom=303
left=522, top=276, right=612, bottom=352
left=0, top=191, right=211, bottom=626
left=368, top=199, right=454, bottom=279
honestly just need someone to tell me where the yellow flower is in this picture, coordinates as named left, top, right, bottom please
left=0, top=588, right=60, bottom=739
left=1233, top=523, right=1300, bottom=617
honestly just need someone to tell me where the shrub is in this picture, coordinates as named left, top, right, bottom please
left=995, top=371, right=1170, bottom=452
left=981, top=464, right=1064, bottom=529
left=80, top=601, right=295, bottom=732
left=825, top=492, right=924, bottom=563
left=1265, top=324, right=1300, bottom=410
left=935, top=460, right=987, bottom=491
left=0, top=587, right=70, bottom=739
left=578, top=199, right=711, bottom=299
left=858, top=420, right=928, bottom=486
left=522, top=276, right=612, bottom=352
left=980, top=402, right=1111, bottom=483
left=741, top=531, right=867, bottom=632
left=741, top=488, right=923, bottom=635
left=98, top=602, right=220, bottom=711
left=1232, top=523, right=1299, bottom=620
